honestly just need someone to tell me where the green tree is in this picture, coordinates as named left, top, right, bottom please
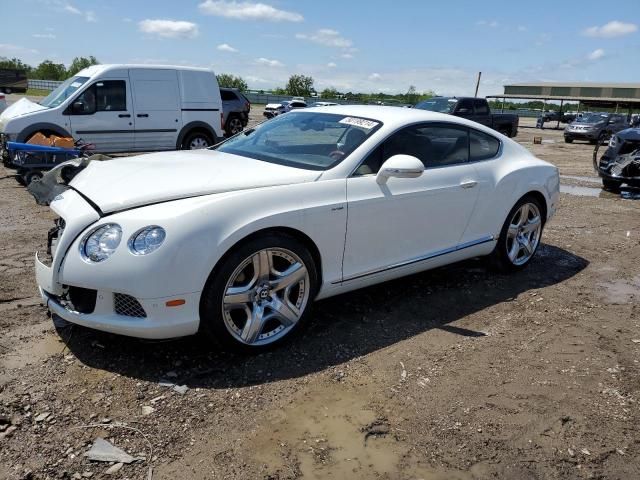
left=0, top=57, right=32, bottom=74
left=31, top=60, right=67, bottom=81
left=285, top=74, right=314, bottom=97
left=216, top=73, right=248, bottom=91
left=320, top=87, right=339, bottom=99
left=67, top=56, right=99, bottom=77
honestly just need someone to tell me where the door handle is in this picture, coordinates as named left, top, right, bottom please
left=118, top=114, right=131, bottom=118
left=460, top=180, right=478, bottom=189
left=137, top=114, right=149, bottom=118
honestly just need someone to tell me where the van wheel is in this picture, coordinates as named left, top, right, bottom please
left=183, top=131, right=213, bottom=150
left=225, top=115, right=244, bottom=136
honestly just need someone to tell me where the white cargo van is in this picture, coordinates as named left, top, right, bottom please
left=0, top=65, right=223, bottom=152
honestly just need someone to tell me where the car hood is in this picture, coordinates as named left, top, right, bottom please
left=265, top=103, right=283, bottom=109
left=70, top=149, right=322, bottom=213
left=616, top=128, right=640, bottom=141
left=0, top=97, right=48, bottom=130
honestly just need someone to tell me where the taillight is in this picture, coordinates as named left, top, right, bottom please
left=245, top=101, right=250, bottom=111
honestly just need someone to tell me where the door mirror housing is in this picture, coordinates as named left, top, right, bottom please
left=456, top=107, right=471, bottom=114
left=376, top=154, right=425, bottom=184
left=71, top=101, right=85, bottom=114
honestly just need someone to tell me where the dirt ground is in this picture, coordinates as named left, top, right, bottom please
left=1, top=111, right=639, bottom=480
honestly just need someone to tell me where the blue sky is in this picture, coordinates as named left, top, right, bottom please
left=2, top=0, right=639, bottom=95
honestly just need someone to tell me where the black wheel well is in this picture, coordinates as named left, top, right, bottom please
left=176, top=122, right=218, bottom=149
left=522, top=191, right=548, bottom=222
left=185, top=127, right=213, bottom=141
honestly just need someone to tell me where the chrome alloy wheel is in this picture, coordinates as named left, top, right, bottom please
left=506, top=202, right=542, bottom=266
left=222, top=248, right=310, bottom=346
left=189, top=137, right=210, bottom=149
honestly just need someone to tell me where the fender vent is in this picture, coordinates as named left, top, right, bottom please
left=114, top=293, right=146, bottom=318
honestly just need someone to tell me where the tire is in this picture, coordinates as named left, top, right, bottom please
left=597, top=132, right=609, bottom=145
left=224, top=115, right=244, bottom=137
left=497, top=126, right=511, bottom=137
left=24, top=170, right=43, bottom=185
left=4, top=88, right=11, bottom=94
left=182, top=130, right=214, bottom=150
left=564, top=137, right=573, bottom=143
left=491, top=195, right=545, bottom=272
left=200, top=233, right=318, bottom=352
left=602, top=179, right=622, bottom=193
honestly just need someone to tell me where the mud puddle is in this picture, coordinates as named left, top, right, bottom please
left=597, top=275, right=640, bottom=304
left=560, top=174, right=601, bottom=184
left=560, top=184, right=604, bottom=197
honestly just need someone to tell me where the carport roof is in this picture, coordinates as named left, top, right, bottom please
left=487, top=82, right=640, bottom=107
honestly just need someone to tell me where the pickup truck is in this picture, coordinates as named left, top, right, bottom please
left=414, top=97, right=519, bottom=137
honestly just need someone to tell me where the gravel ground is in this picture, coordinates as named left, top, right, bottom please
left=0, top=109, right=639, bottom=480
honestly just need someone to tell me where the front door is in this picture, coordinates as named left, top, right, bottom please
left=68, top=79, right=133, bottom=152
left=130, top=69, right=182, bottom=151
left=343, top=123, right=480, bottom=281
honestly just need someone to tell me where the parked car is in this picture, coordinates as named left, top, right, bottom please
left=221, top=87, right=250, bottom=137
left=414, top=97, right=519, bottom=137
left=0, top=64, right=223, bottom=154
left=541, top=111, right=575, bottom=123
left=0, top=68, right=28, bottom=94
left=33, top=106, right=558, bottom=351
left=594, top=127, right=640, bottom=191
left=0, top=92, right=6, bottom=114
left=564, top=113, right=628, bottom=144
left=310, top=101, right=338, bottom=107
left=263, top=100, right=307, bottom=119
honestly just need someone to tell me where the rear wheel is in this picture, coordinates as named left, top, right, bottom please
left=498, top=126, right=512, bottom=137
left=200, top=234, right=317, bottom=352
left=182, top=130, right=213, bottom=150
left=564, top=137, right=573, bottom=143
left=225, top=115, right=244, bottom=137
left=491, top=196, right=544, bottom=272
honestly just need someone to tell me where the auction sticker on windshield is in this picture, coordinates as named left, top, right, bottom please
left=339, top=117, right=380, bottom=129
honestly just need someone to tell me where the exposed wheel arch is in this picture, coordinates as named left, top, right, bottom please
left=518, top=190, right=548, bottom=224
left=176, top=121, right=218, bottom=150
left=17, top=124, right=71, bottom=143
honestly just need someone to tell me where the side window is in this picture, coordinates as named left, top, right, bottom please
left=469, top=129, right=500, bottom=161
left=354, top=124, right=469, bottom=175
left=456, top=99, right=474, bottom=114
left=95, top=81, right=126, bottom=111
left=473, top=99, right=489, bottom=115
left=72, top=81, right=126, bottom=114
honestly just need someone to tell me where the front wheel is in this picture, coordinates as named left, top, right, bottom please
left=602, top=179, right=622, bottom=193
left=564, top=137, right=573, bottom=143
left=200, top=234, right=317, bottom=352
left=182, top=130, right=213, bottom=150
left=491, top=196, right=544, bottom=272
left=225, top=115, right=244, bottom=136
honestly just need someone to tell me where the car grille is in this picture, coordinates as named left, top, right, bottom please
left=67, top=286, right=97, bottom=314
left=114, top=293, right=147, bottom=318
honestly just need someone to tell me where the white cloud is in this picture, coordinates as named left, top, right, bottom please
left=327, top=62, right=337, bottom=68
left=0, top=44, right=39, bottom=55
left=583, top=21, right=637, bottom=38
left=255, top=57, right=284, bottom=67
left=295, top=29, right=353, bottom=48
left=368, top=73, right=381, bottom=81
left=477, top=20, right=498, bottom=27
left=33, top=33, right=57, bottom=39
left=341, top=53, right=354, bottom=59
left=587, top=48, right=605, bottom=60
left=63, top=3, right=96, bottom=22
left=198, top=1, right=303, bottom=22
left=139, top=19, right=199, bottom=39
left=217, top=43, right=238, bottom=52
left=63, top=3, right=81, bottom=14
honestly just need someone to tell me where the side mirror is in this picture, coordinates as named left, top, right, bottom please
left=71, top=101, right=84, bottom=114
left=376, top=154, right=424, bottom=185
left=456, top=107, right=471, bottom=114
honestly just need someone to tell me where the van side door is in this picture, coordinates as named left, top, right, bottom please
left=130, top=69, right=182, bottom=151
left=67, top=79, right=133, bottom=152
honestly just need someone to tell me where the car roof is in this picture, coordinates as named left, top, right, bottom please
left=302, top=104, right=457, bottom=124
left=77, top=64, right=214, bottom=77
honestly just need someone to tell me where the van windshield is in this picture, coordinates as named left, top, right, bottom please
left=39, top=76, right=89, bottom=108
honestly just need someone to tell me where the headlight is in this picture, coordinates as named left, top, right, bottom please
left=128, top=226, right=166, bottom=255
left=608, top=136, right=618, bottom=148
left=80, top=223, right=122, bottom=263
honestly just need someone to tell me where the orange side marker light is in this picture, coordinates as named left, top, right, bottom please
left=166, top=299, right=186, bottom=307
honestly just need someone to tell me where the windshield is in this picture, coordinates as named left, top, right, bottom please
left=215, top=112, right=382, bottom=170
left=39, top=76, right=89, bottom=108
left=414, top=97, right=457, bottom=113
left=576, top=113, right=607, bottom=123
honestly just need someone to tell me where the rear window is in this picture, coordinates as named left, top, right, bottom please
left=221, top=90, right=238, bottom=101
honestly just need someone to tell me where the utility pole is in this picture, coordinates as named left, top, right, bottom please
left=474, top=72, right=482, bottom=97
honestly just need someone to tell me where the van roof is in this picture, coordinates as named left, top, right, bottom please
left=77, top=64, right=214, bottom=77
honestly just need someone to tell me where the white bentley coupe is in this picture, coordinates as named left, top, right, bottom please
left=35, top=106, right=559, bottom=351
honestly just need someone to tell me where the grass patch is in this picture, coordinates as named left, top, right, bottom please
left=25, top=88, right=50, bottom=96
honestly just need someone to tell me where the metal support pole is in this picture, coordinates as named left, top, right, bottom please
left=557, top=99, right=563, bottom=129
left=474, top=72, right=482, bottom=97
